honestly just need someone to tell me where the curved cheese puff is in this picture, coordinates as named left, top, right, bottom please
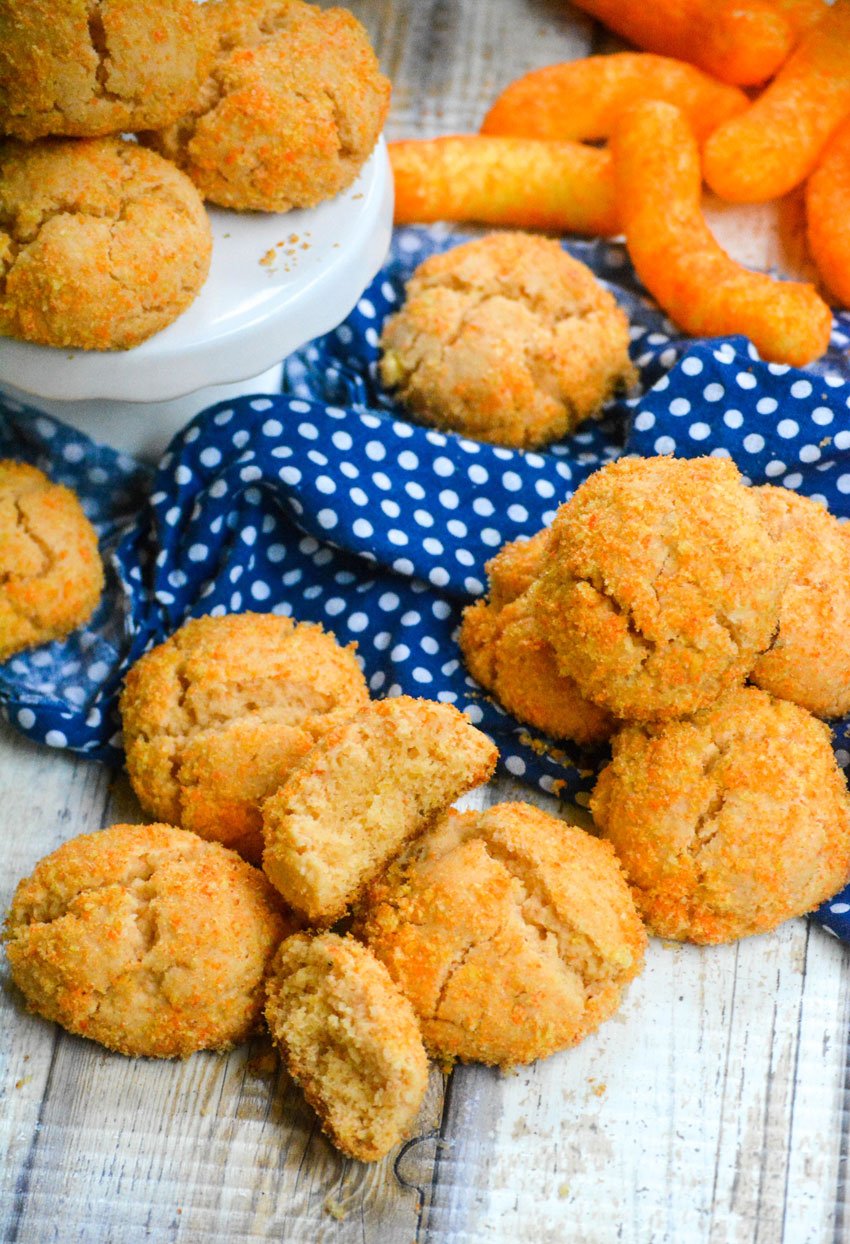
left=481, top=54, right=747, bottom=144
left=807, top=114, right=850, bottom=307
left=569, top=0, right=793, bottom=86
left=704, top=0, right=850, bottom=202
left=771, top=0, right=829, bottom=34
left=389, top=136, right=619, bottom=235
left=612, top=101, right=832, bottom=366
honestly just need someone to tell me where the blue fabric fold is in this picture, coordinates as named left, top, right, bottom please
left=3, top=225, right=850, bottom=940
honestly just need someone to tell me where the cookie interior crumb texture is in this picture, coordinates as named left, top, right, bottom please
left=379, top=231, right=636, bottom=449
left=142, top=0, right=391, bottom=211
left=533, top=455, right=784, bottom=721
left=356, top=802, right=646, bottom=1067
left=265, top=932, right=429, bottom=1162
left=591, top=686, right=850, bottom=943
left=0, top=0, right=212, bottom=141
left=262, top=696, right=499, bottom=923
left=0, top=459, right=104, bottom=661
left=120, top=613, right=369, bottom=863
left=4, top=823, right=292, bottom=1058
left=0, top=137, right=212, bottom=350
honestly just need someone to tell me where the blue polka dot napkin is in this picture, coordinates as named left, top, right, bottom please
left=3, top=225, right=850, bottom=941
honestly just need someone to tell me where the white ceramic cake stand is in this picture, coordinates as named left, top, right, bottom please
left=0, top=138, right=394, bottom=461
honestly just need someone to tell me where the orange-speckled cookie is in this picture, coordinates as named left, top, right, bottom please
left=0, top=460, right=103, bottom=660
left=533, top=455, right=783, bottom=721
left=0, top=0, right=212, bottom=141
left=379, top=232, right=636, bottom=449
left=0, top=137, right=211, bottom=350
left=751, top=486, right=850, bottom=719
left=265, top=933, right=428, bottom=1162
left=120, top=612, right=369, bottom=863
left=460, top=531, right=615, bottom=746
left=4, top=823, right=293, bottom=1057
left=262, top=696, right=499, bottom=924
left=142, top=0, right=390, bottom=212
left=355, top=802, right=646, bottom=1068
left=591, top=687, right=850, bottom=943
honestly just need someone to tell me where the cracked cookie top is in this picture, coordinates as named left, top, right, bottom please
left=141, top=0, right=391, bottom=212
left=0, top=0, right=212, bottom=141
left=533, top=455, right=784, bottom=721
left=0, top=459, right=103, bottom=661
left=751, top=486, right=850, bottom=720
left=591, top=686, right=850, bottom=944
left=120, top=612, right=369, bottom=863
left=265, top=932, right=428, bottom=1162
left=0, top=137, right=212, bottom=350
left=354, top=801, right=646, bottom=1068
left=4, top=822, right=293, bottom=1058
left=379, top=232, right=637, bottom=449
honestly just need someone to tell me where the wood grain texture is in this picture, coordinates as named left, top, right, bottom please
left=2, top=2, right=850, bottom=1241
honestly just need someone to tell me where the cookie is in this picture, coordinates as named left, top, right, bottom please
left=0, top=137, right=212, bottom=350
left=265, top=932, right=428, bottom=1162
left=0, top=0, right=211, bottom=141
left=533, top=455, right=783, bottom=721
left=143, top=0, right=390, bottom=212
left=120, top=612, right=369, bottom=862
left=591, top=686, right=850, bottom=943
left=379, top=232, right=636, bottom=449
left=262, top=696, right=499, bottom=924
left=0, top=460, right=103, bottom=661
left=356, top=802, right=646, bottom=1067
left=4, top=823, right=292, bottom=1057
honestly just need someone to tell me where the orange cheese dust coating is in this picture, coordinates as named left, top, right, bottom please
left=612, top=101, right=832, bottom=367
left=265, top=933, right=428, bottom=1162
left=807, top=114, right=850, bottom=308
left=532, top=456, right=783, bottom=722
left=481, top=54, right=747, bottom=145
left=262, top=696, right=498, bottom=925
left=0, top=0, right=212, bottom=141
left=592, top=687, right=850, bottom=944
left=4, top=823, right=293, bottom=1057
left=704, top=1, right=850, bottom=203
left=568, top=0, right=793, bottom=86
left=379, top=233, right=636, bottom=450
left=750, top=487, right=850, bottom=719
left=120, top=612, right=369, bottom=863
left=143, top=0, right=390, bottom=212
left=0, top=460, right=103, bottom=661
left=0, top=137, right=211, bottom=352
left=389, top=137, right=620, bottom=236
left=355, top=802, right=646, bottom=1068
left=459, top=533, right=616, bottom=746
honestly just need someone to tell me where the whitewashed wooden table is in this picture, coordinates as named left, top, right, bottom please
left=2, top=3, right=849, bottom=1241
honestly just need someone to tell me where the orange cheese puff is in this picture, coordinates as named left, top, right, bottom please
left=770, top=0, right=829, bottom=35
left=568, top=0, right=792, bottom=86
left=389, top=137, right=619, bottom=236
left=704, top=0, right=850, bottom=202
left=806, top=114, right=850, bottom=307
left=482, top=54, right=747, bottom=144
left=612, top=101, right=832, bottom=366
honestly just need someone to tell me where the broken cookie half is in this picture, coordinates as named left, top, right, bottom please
left=261, top=696, right=498, bottom=924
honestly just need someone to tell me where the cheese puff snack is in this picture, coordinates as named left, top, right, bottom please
left=807, top=114, right=850, bottom=307
left=612, top=101, right=832, bottom=366
left=569, top=0, right=793, bottom=87
left=704, top=0, right=850, bottom=203
left=389, top=137, right=619, bottom=235
left=481, top=54, right=747, bottom=144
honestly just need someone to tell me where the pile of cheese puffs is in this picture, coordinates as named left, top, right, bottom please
left=390, top=0, right=850, bottom=366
